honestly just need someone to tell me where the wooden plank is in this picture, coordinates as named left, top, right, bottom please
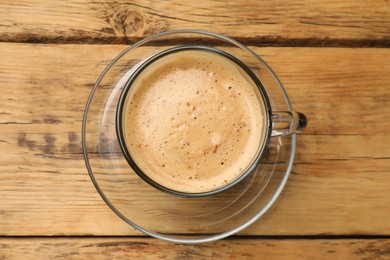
left=0, top=238, right=389, bottom=259
left=0, top=1, right=389, bottom=45
left=0, top=43, right=389, bottom=236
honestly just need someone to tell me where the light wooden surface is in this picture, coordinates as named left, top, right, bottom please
left=1, top=44, right=389, bottom=236
left=0, top=0, right=389, bottom=259
left=1, top=238, right=389, bottom=259
left=0, top=0, right=389, bottom=45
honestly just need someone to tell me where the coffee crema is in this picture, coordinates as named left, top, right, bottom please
left=121, top=49, right=267, bottom=193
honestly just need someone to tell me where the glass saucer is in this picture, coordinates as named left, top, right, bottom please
left=82, top=30, right=296, bottom=243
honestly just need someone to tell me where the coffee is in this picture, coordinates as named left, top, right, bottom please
left=120, top=49, right=268, bottom=193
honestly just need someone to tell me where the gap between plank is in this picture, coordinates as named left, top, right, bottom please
left=1, top=235, right=390, bottom=239
left=1, top=36, right=389, bottom=48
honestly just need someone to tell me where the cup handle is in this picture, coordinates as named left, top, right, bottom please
left=271, top=111, right=307, bottom=137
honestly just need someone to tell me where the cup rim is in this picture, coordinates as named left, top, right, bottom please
left=116, top=45, right=273, bottom=197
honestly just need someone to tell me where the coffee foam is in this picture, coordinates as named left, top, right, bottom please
left=123, top=49, right=267, bottom=193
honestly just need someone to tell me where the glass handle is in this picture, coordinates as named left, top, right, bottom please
left=271, top=111, right=307, bottom=137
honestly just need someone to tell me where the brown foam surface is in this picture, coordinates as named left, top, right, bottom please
left=123, top=49, right=267, bottom=193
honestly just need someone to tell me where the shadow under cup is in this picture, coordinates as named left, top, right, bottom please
left=116, top=46, right=273, bottom=198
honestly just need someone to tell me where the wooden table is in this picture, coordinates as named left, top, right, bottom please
left=1, top=1, right=390, bottom=259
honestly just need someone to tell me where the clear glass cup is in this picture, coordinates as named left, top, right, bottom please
left=82, top=30, right=306, bottom=243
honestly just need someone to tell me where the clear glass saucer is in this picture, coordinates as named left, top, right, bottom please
left=82, top=30, right=296, bottom=243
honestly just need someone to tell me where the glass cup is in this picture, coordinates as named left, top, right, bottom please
left=116, top=45, right=307, bottom=198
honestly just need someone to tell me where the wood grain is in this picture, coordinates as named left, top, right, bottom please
left=0, top=238, right=389, bottom=259
left=0, top=43, right=389, bottom=236
left=0, top=0, right=389, bottom=46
